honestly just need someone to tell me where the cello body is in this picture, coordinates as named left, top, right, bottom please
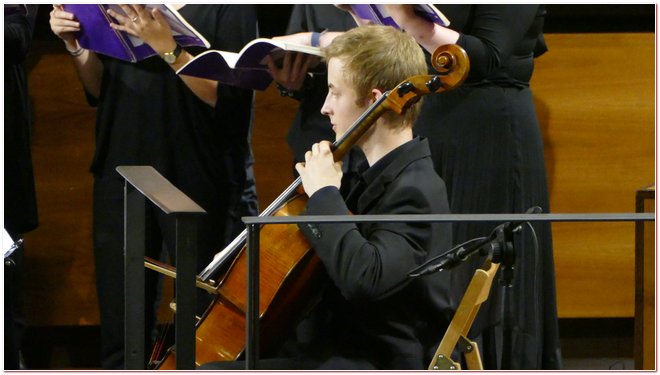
left=156, top=194, right=327, bottom=368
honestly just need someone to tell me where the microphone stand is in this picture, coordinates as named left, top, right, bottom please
left=484, top=206, right=541, bottom=369
left=411, top=206, right=541, bottom=370
left=483, top=222, right=516, bottom=370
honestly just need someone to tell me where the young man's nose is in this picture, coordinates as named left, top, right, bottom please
left=320, top=94, right=332, bottom=116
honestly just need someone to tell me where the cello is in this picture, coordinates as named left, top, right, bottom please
left=149, top=44, right=470, bottom=369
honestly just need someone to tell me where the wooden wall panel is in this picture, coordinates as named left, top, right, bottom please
left=23, top=47, right=97, bottom=326
left=251, top=87, right=298, bottom=206
left=532, top=33, right=655, bottom=317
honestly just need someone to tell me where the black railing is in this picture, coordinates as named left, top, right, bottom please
left=118, top=165, right=654, bottom=370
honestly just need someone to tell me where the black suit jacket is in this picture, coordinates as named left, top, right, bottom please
left=297, top=138, right=455, bottom=369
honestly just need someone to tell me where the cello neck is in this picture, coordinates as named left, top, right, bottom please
left=331, top=94, right=391, bottom=161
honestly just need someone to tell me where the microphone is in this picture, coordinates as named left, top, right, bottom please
left=409, top=206, right=543, bottom=278
left=410, top=239, right=490, bottom=277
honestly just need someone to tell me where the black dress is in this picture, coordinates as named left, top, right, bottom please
left=87, top=5, right=258, bottom=369
left=415, top=5, right=561, bottom=369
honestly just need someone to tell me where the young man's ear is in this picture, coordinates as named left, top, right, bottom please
left=370, top=88, right=384, bottom=104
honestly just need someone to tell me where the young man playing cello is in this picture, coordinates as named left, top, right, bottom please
left=292, top=24, right=454, bottom=370
left=202, top=24, right=455, bottom=370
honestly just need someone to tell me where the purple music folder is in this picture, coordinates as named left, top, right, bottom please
left=62, top=4, right=209, bottom=63
left=351, top=4, right=450, bottom=29
left=63, top=4, right=134, bottom=61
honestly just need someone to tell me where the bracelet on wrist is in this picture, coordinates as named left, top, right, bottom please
left=276, top=81, right=308, bottom=101
left=276, top=82, right=303, bottom=100
left=66, top=46, right=84, bottom=57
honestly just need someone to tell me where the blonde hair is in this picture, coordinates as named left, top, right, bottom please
left=322, top=25, right=427, bottom=128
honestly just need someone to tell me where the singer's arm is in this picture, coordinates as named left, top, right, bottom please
left=382, top=5, right=459, bottom=53
left=50, top=5, right=104, bottom=99
left=106, top=5, right=219, bottom=107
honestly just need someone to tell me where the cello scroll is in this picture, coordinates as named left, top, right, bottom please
left=386, top=44, right=470, bottom=115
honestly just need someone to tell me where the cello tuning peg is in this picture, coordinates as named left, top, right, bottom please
left=396, top=81, right=415, bottom=97
left=426, top=76, right=444, bottom=92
